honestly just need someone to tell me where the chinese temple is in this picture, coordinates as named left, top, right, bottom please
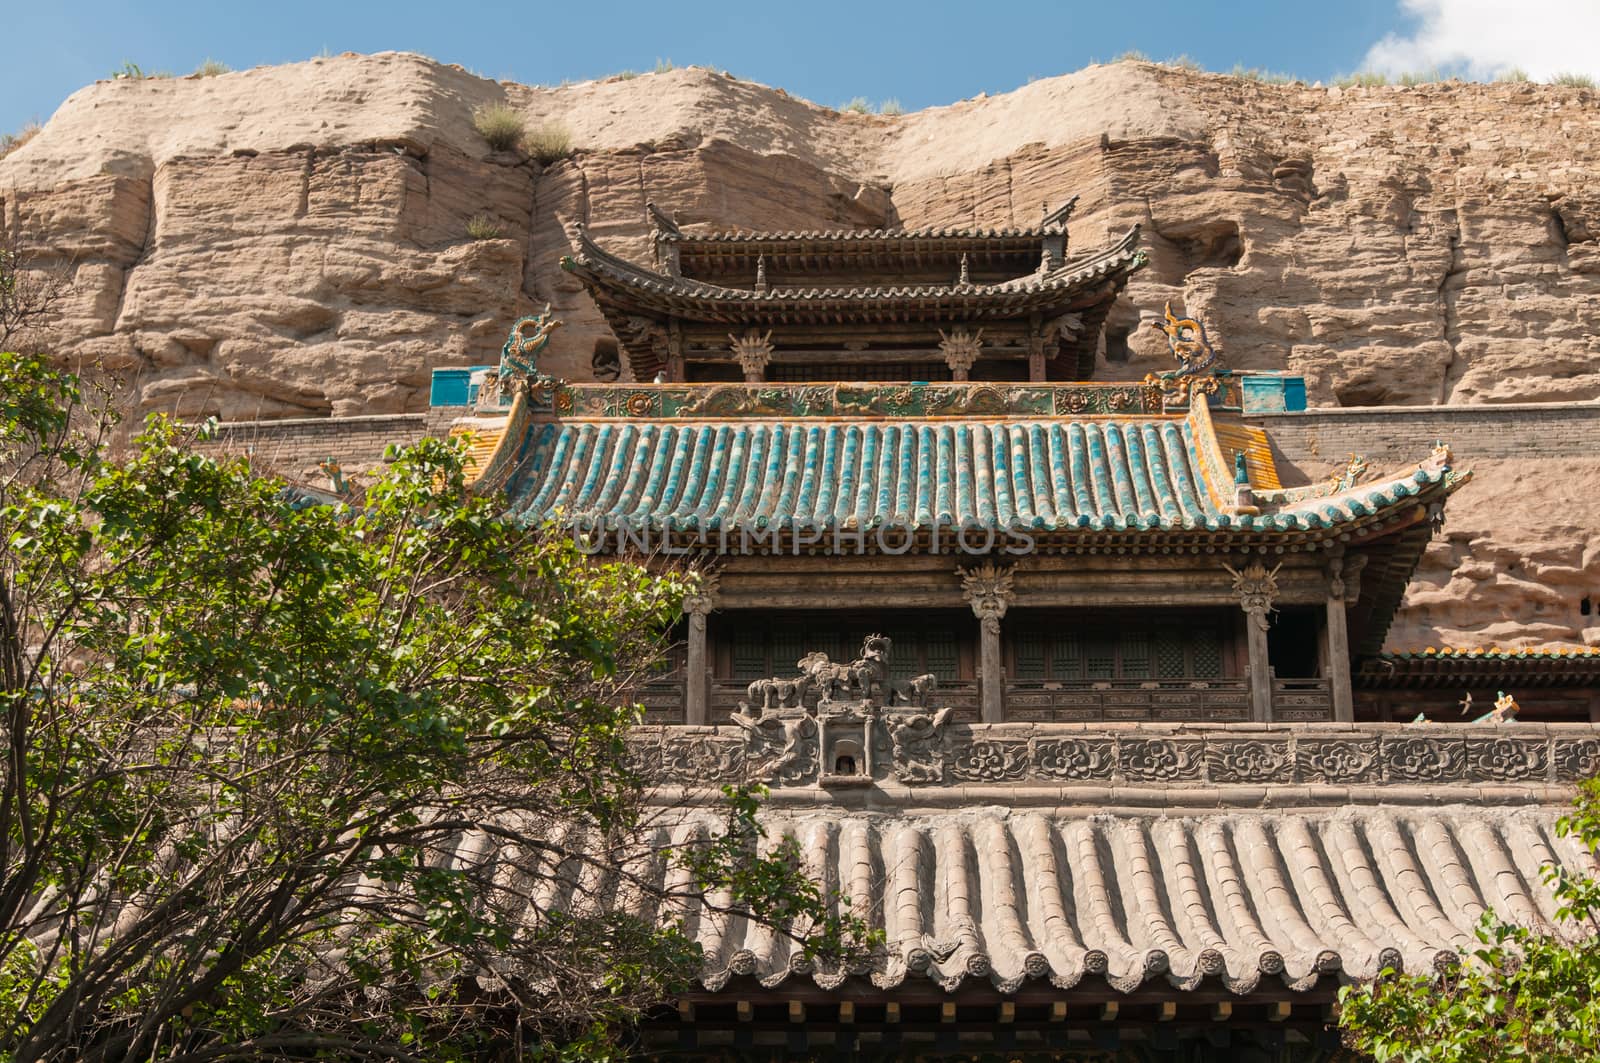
left=428, top=207, right=1600, bottom=1061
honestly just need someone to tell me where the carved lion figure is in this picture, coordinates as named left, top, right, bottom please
left=892, top=673, right=939, bottom=707
left=744, top=674, right=812, bottom=713
left=847, top=634, right=892, bottom=700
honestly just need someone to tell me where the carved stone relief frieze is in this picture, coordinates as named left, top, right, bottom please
left=683, top=723, right=1576, bottom=790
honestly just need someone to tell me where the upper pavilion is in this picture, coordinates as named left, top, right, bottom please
left=561, top=199, right=1143, bottom=384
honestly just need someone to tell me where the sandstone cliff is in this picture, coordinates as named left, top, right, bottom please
left=3, top=51, right=1598, bottom=648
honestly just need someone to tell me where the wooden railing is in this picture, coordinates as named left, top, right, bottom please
left=1004, top=679, right=1251, bottom=722
left=636, top=675, right=1334, bottom=724
left=1271, top=677, right=1334, bottom=721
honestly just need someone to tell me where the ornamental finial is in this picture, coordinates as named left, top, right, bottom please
left=1152, top=302, right=1218, bottom=376
left=487, top=305, right=564, bottom=404
left=1141, top=301, right=1223, bottom=405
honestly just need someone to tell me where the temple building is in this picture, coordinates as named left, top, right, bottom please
left=426, top=208, right=1600, bottom=1061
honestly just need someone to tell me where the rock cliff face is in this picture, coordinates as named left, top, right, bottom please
left=3, top=52, right=1599, bottom=648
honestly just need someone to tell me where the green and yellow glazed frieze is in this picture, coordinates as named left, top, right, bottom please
left=528, top=380, right=1166, bottom=421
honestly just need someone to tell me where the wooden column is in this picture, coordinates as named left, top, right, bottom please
left=682, top=575, right=718, bottom=726
left=1326, top=557, right=1354, bottom=722
left=960, top=562, right=1016, bottom=724
left=1225, top=559, right=1280, bottom=724
left=1245, top=612, right=1273, bottom=723
left=1027, top=315, right=1047, bottom=382
left=666, top=321, right=685, bottom=383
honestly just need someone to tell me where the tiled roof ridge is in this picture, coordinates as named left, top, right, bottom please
left=1383, top=645, right=1600, bottom=659
left=651, top=196, right=1080, bottom=244
left=564, top=224, right=1142, bottom=302
left=494, top=413, right=1463, bottom=538
left=566, top=804, right=1591, bottom=995
left=662, top=223, right=1068, bottom=243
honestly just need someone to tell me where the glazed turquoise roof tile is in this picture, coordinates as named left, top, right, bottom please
left=497, top=416, right=1456, bottom=537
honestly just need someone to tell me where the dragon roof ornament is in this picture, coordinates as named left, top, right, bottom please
left=1143, top=302, right=1224, bottom=405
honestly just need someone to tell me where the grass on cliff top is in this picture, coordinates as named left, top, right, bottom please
left=193, top=58, right=231, bottom=77
left=838, top=97, right=904, bottom=116
left=525, top=122, right=573, bottom=164
left=473, top=103, right=525, bottom=151
left=1554, top=72, right=1597, bottom=88
left=111, top=61, right=172, bottom=80
left=0, top=123, right=40, bottom=160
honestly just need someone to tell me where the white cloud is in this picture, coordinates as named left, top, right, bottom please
left=1362, top=0, right=1600, bottom=81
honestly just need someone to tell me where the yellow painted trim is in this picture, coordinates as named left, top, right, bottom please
left=1212, top=421, right=1282, bottom=490
left=1183, top=399, right=1236, bottom=513
left=457, top=392, right=531, bottom=493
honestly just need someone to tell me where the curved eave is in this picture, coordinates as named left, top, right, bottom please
left=1359, top=647, right=1600, bottom=689
left=494, top=414, right=1462, bottom=551
left=564, top=224, right=1142, bottom=317
left=660, top=223, right=1070, bottom=246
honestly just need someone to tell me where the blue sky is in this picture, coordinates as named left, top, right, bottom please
left=5, top=0, right=1596, bottom=136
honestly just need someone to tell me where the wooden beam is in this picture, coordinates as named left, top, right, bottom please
left=1269, top=1001, right=1292, bottom=1022
left=678, top=1000, right=694, bottom=1023
left=1050, top=1001, right=1068, bottom=1022
left=999, top=1002, right=1015, bottom=1024
left=1212, top=1002, right=1233, bottom=1022
left=1157, top=1000, right=1177, bottom=1022
left=941, top=1002, right=957, bottom=1023
left=736, top=1000, right=752, bottom=1023
left=1099, top=1002, right=1119, bottom=1022
left=886, top=1002, right=901, bottom=1024
left=788, top=1001, right=805, bottom=1024
left=838, top=1001, right=854, bottom=1024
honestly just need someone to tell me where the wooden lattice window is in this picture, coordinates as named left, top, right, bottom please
left=769, top=362, right=951, bottom=383
left=719, top=617, right=966, bottom=682
left=1009, top=620, right=1227, bottom=681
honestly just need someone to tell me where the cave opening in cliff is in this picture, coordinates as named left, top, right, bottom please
left=1103, top=325, right=1131, bottom=364
left=591, top=337, right=621, bottom=381
left=1175, top=219, right=1244, bottom=271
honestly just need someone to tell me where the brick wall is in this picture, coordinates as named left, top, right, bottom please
left=1251, top=402, right=1600, bottom=470
left=193, top=413, right=432, bottom=474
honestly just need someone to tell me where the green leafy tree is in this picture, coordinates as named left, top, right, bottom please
left=1339, top=778, right=1600, bottom=1061
left=0, top=352, right=873, bottom=1061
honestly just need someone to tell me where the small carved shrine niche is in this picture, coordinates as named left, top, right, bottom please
left=819, top=720, right=872, bottom=789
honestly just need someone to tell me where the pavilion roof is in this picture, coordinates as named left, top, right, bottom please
left=482, top=792, right=1590, bottom=996
left=648, top=197, right=1079, bottom=255
left=595, top=718, right=1598, bottom=997
left=562, top=223, right=1141, bottom=381
left=563, top=224, right=1140, bottom=314
left=478, top=389, right=1464, bottom=549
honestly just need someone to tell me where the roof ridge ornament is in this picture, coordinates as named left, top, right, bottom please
left=1143, top=302, right=1223, bottom=406
left=1041, top=195, right=1079, bottom=230
left=484, top=306, right=564, bottom=408
left=646, top=201, right=682, bottom=238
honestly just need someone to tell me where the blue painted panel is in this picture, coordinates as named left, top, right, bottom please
left=430, top=366, right=497, bottom=407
